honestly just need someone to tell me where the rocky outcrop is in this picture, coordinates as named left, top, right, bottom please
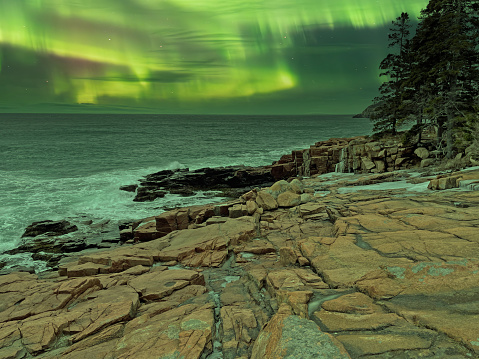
left=126, top=133, right=444, bottom=204
left=275, top=136, right=435, bottom=177
left=132, top=166, right=275, bottom=201
left=2, top=170, right=479, bottom=358
left=301, top=137, right=354, bottom=176
left=428, top=168, right=479, bottom=190
left=3, top=219, right=126, bottom=273
left=126, top=179, right=309, bottom=243
left=22, top=220, right=78, bottom=237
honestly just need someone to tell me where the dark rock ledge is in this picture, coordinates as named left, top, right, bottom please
left=128, top=165, right=277, bottom=202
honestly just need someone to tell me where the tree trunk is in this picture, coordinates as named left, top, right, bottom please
left=436, top=117, right=446, bottom=154
left=445, top=108, right=455, bottom=159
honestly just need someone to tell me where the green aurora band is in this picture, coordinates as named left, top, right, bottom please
left=0, top=0, right=429, bottom=114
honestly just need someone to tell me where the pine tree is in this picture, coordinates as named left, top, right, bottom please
left=405, top=0, right=479, bottom=158
left=370, top=12, right=412, bottom=135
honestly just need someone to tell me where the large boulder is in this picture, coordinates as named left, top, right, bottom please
left=290, top=178, right=304, bottom=194
left=277, top=191, right=301, bottom=207
left=268, top=180, right=293, bottom=199
left=255, top=191, right=278, bottom=210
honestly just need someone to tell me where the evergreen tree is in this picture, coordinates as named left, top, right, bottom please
left=370, top=12, right=412, bottom=135
left=405, top=0, right=479, bottom=158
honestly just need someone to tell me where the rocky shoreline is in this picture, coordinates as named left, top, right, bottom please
left=2, top=135, right=479, bottom=358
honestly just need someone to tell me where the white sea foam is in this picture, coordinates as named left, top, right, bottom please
left=0, top=163, right=230, bottom=253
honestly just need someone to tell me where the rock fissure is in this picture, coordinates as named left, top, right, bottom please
left=3, top=166, right=479, bottom=358
left=382, top=306, right=475, bottom=355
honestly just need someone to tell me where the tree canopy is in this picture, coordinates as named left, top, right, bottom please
left=371, top=0, right=479, bottom=158
left=370, top=12, right=412, bottom=135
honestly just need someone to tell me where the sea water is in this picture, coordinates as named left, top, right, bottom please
left=0, top=113, right=372, bottom=268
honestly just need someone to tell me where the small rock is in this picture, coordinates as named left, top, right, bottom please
left=241, top=189, right=258, bottom=202
left=169, top=188, right=195, bottom=196
left=298, top=256, right=310, bottom=266
left=280, top=247, right=297, bottom=266
left=361, top=157, right=376, bottom=171
left=119, top=184, right=138, bottom=192
left=229, top=204, right=248, bottom=218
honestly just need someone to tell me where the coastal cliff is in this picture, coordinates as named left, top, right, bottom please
left=130, top=133, right=441, bottom=203
left=2, top=136, right=479, bottom=358
left=272, top=135, right=430, bottom=178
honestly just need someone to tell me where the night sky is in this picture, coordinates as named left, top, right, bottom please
left=0, top=0, right=429, bottom=114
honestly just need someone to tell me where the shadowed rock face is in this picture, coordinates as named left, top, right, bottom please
left=132, top=166, right=276, bottom=202
left=2, top=169, right=479, bottom=358
left=22, top=220, right=78, bottom=237
left=3, top=219, right=125, bottom=273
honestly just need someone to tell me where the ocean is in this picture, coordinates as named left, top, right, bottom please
left=0, top=113, right=372, bottom=270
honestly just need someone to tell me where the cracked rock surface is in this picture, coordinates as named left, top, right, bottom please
left=1, top=169, right=479, bottom=358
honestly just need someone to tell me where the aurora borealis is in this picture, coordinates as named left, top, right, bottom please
left=0, top=0, right=429, bottom=114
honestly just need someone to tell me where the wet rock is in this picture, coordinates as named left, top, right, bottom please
left=119, top=227, right=134, bottom=242
left=132, top=166, right=275, bottom=201
left=133, top=187, right=166, bottom=202
left=22, top=220, right=78, bottom=237
left=6, top=237, right=88, bottom=269
left=0, top=265, right=35, bottom=276
left=119, top=184, right=138, bottom=192
left=14, top=218, right=124, bottom=271
left=169, top=188, right=195, bottom=196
